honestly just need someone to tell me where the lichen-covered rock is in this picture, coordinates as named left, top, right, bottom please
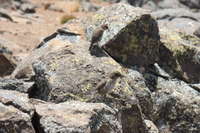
left=87, top=3, right=160, bottom=68
left=35, top=101, right=122, bottom=133
left=32, top=40, right=147, bottom=132
left=123, top=68, right=153, bottom=119
left=0, top=96, right=35, bottom=133
left=158, top=27, right=200, bottom=83
left=145, top=73, right=200, bottom=132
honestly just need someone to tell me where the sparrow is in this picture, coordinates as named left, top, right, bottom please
left=89, top=24, right=109, bottom=51
left=96, top=71, right=123, bottom=97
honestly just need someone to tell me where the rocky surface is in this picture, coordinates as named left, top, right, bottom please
left=0, top=89, right=35, bottom=133
left=35, top=101, right=123, bottom=133
left=1, top=0, right=200, bottom=133
left=0, top=77, right=36, bottom=97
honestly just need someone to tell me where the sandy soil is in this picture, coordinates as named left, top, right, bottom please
left=0, top=0, right=106, bottom=61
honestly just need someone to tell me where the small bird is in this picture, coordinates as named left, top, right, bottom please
left=89, top=24, right=109, bottom=51
left=96, top=71, right=123, bottom=97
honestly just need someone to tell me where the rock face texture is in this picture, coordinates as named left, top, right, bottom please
left=0, top=90, right=35, bottom=133
left=1, top=2, right=200, bottom=133
left=158, top=27, right=200, bottom=83
left=35, top=101, right=122, bottom=133
left=88, top=4, right=160, bottom=68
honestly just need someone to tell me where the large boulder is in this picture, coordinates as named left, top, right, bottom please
left=87, top=3, right=160, bottom=69
left=158, top=27, right=200, bottom=83
left=32, top=41, right=147, bottom=132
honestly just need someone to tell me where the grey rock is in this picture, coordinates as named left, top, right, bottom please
left=20, top=3, right=35, bottom=13
left=158, top=27, right=200, bottom=83
left=79, top=2, right=101, bottom=12
left=0, top=89, right=34, bottom=115
left=145, top=73, right=200, bottom=132
left=179, top=0, right=200, bottom=9
left=0, top=103, right=35, bottom=133
left=44, top=3, right=63, bottom=12
left=142, top=1, right=157, bottom=11
left=87, top=3, right=160, bottom=68
left=0, top=78, right=36, bottom=98
left=35, top=101, right=123, bottom=133
left=157, top=0, right=189, bottom=9
left=194, top=26, right=200, bottom=38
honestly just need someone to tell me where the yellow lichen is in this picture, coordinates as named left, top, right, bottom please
left=81, top=84, right=92, bottom=91
left=126, top=104, right=132, bottom=109
left=50, top=77, right=56, bottom=83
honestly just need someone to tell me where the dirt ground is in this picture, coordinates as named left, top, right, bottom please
left=0, top=0, right=107, bottom=62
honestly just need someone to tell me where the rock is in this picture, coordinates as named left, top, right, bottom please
left=151, top=8, right=200, bottom=35
left=35, top=101, right=123, bottom=133
left=87, top=3, right=160, bottom=69
left=179, top=0, right=200, bottom=9
left=123, top=68, right=153, bottom=119
left=144, top=73, right=200, bottom=132
left=20, top=3, right=36, bottom=13
left=12, top=0, right=21, bottom=9
left=0, top=37, right=27, bottom=56
left=11, top=19, right=87, bottom=79
left=32, top=39, right=147, bottom=132
left=0, top=0, right=12, bottom=8
left=141, top=1, right=157, bottom=11
left=157, top=0, right=189, bottom=9
left=0, top=11, right=13, bottom=21
left=0, top=44, right=18, bottom=77
left=151, top=8, right=200, bottom=22
left=194, top=26, right=200, bottom=38
left=127, top=0, right=144, bottom=7
left=79, top=2, right=101, bottom=12
left=158, top=27, right=200, bottom=83
left=144, top=120, right=159, bottom=133
left=165, top=18, right=200, bottom=35
left=0, top=102, right=35, bottom=133
left=0, top=89, right=34, bottom=115
left=44, top=3, right=63, bottom=12
left=0, top=78, right=36, bottom=98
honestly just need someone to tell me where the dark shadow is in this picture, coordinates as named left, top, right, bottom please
left=90, top=45, right=109, bottom=57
